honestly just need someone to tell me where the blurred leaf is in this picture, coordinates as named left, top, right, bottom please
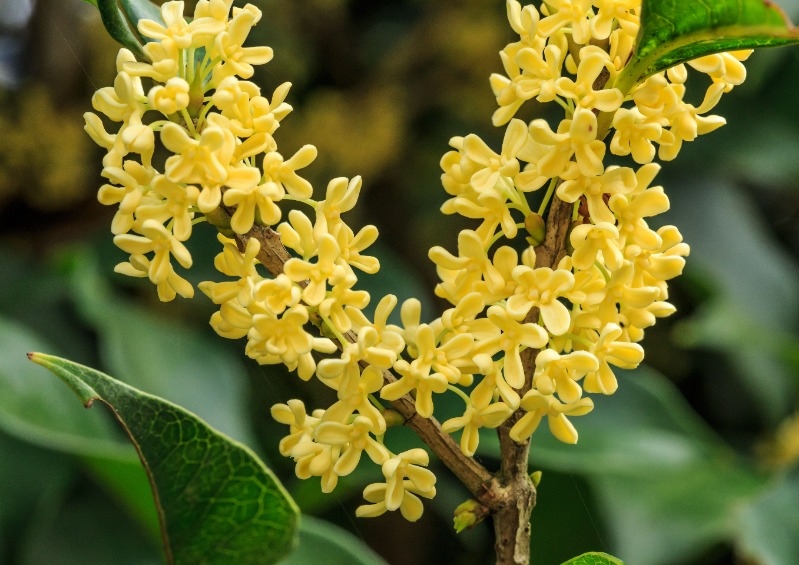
left=29, top=352, right=299, bottom=565
left=0, top=432, right=76, bottom=560
left=617, top=0, right=799, bottom=92
left=281, top=515, right=386, bottom=565
left=65, top=249, right=256, bottom=447
left=592, top=463, right=763, bottom=565
left=735, top=472, right=799, bottom=565
left=0, top=316, right=128, bottom=458
left=667, top=177, right=799, bottom=423
left=17, top=485, right=162, bottom=565
left=560, top=553, right=624, bottom=565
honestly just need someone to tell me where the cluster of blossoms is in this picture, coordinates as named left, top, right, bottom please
left=85, top=0, right=748, bottom=522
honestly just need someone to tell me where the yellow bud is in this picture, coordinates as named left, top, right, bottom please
left=453, top=499, right=487, bottom=533
left=383, top=409, right=406, bottom=429
left=524, top=213, right=546, bottom=246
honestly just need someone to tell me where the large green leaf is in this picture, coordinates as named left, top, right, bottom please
left=28, top=353, right=299, bottom=565
left=615, top=0, right=799, bottom=93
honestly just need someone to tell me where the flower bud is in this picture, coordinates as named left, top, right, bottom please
left=524, top=212, right=546, bottom=246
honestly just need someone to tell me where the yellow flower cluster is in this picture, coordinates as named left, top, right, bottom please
left=431, top=0, right=749, bottom=449
left=84, top=0, right=749, bottom=522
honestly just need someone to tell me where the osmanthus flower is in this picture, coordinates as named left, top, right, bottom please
left=473, top=304, right=548, bottom=390
left=569, top=221, right=624, bottom=272
left=198, top=235, right=262, bottom=308
left=136, top=175, right=199, bottom=241
left=463, top=119, right=527, bottom=193
left=471, top=353, right=522, bottom=410
left=582, top=323, right=644, bottom=395
left=435, top=292, right=498, bottom=345
left=271, top=399, right=318, bottom=459
left=442, top=392, right=514, bottom=456
left=657, top=82, right=728, bottom=161
left=271, top=402, right=342, bottom=493
left=356, top=449, right=437, bottom=521
left=321, top=363, right=387, bottom=436
left=611, top=107, right=671, bottom=165
left=346, top=294, right=406, bottom=357
left=537, top=0, right=595, bottom=45
left=284, top=233, right=352, bottom=307
left=383, top=323, right=473, bottom=417
left=554, top=46, right=623, bottom=112
left=626, top=225, right=690, bottom=294
left=532, top=348, right=599, bottom=404
left=222, top=175, right=284, bottom=233
left=591, top=0, right=639, bottom=39
left=527, top=108, right=606, bottom=178
left=137, top=0, right=194, bottom=49
left=429, top=229, right=507, bottom=298
left=316, top=325, right=397, bottom=389
left=314, top=416, right=391, bottom=477
left=557, top=164, right=638, bottom=225
left=252, top=274, right=302, bottom=315
left=688, top=50, right=751, bottom=90
left=246, top=305, right=337, bottom=380
left=210, top=4, right=274, bottom=83
left=609, top=183, right=671, bottom=251
left=98, top=160, right=155, bottom=235
left=113, top=218, right=193, bottom=289
left=491, top=36, right=567, bottom=126
left=509, top=389, right=595, bottom=444
left=208, top=300, right=253, bottom=339
left=507, top=266, right=577, bottom=336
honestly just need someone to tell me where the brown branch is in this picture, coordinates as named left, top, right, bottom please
left=221, top=211, right=497, bottom=507
left=492, top=194, right=573, bottom=564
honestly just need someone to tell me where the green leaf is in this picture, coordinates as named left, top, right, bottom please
left=736, top=473, right=799, bottom=565
left=560, top=552, right=625, bottom=565
left=90, top=0, right=163, bottom=60
left=281, top=516, right=386, bottom=565
left=616, top=0, right=799, bottom=93
left=591, top=464, right=764, bottom=565
left=0, top=316, right=127, bottom=458
left=65, top=249, right=256, bottom=448
left=28, top=353, right=299, bottom=565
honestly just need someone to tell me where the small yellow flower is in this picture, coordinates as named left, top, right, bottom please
left=509, top=389, right=594, bottom=444
left=356, top=449, right=436, bottom=521
left=507, top=266, right=575, bottom=336
left=442, top=393, right=513, bottom=456
left=148, top=77, right=191, bottom=115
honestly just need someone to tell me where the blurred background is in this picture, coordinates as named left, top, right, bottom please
left=1, top=0, right=799, bottom=563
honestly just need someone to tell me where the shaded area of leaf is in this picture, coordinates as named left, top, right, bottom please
left=29, top=353, right=299, bottom=565
left=560, top=552, right=625, bottom=565
left=0, top=316, right=127, bottom=457
left=616, top=0, right=799, bottom=92
left=665, top=176, right=799, bottom=425
left=17, top=483, right=162, bottom=565
left=735, top=471, right=799, bottom=565
left=592, top=463, right=764, bottom=565
left=281, top=515, right=387, bottom=565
